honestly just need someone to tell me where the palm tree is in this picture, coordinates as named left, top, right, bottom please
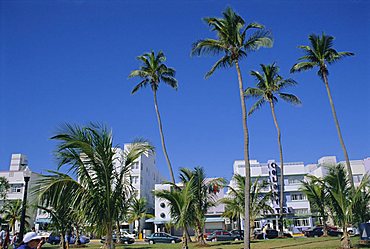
left=178, top=167, right=225, bottom=245
left=245, top=63, right=301, bottom=235
left=191, top=7, right=272, bottom=248
left=154, top=178, right=195, bottom=249
left=129, top=51, right=178, bottom=183
left=322, top=164, right=370, bottom=248
left=35, top=123, right=153, bottom=249
left=2, top=200, right=30, bottom=235
left=37, top=204, right=74, bottom=249
left=291, top=33, right=354, bottom=187
left=128, top=197, right=153, bottom=239
left=221, top=175, right=273, bottom=238
left=0, top=177, right=10, bottom=200
left=300, top=175, right=329, bottom=236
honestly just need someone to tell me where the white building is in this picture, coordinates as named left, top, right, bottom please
left=231, top=159, right=312, bottom=232
left=151, top=178, right=226, bottom=235
left=307, top=156, right=370, bottom=186
left=0, top=154, right=42, bottom=232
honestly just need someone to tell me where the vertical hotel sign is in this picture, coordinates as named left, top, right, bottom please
left=268, top=161, right=280, bottom=210
left=268, top=161, right=292, bottom=214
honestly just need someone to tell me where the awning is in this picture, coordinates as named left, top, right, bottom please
left=35, top=218, right=51, bottom=223
left=145, top=218, right=171, bottom=224
left=205, top=217, right=225, bottom=223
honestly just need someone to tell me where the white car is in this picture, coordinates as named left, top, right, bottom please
left=121, top=231, right=135, bottom=239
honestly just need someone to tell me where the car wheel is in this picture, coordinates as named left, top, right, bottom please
left=149, top=240, right=154, bottom=244
left=123, top=241, right=128, bottom=245
left=234, top=237, right=239, bottom=241
left=171, top=240, right=176, bottom=244
left=212, top=238, right=217, bottom=242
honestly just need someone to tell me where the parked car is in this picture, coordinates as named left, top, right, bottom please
left=230, top=229, right=244, bottom=239
left=327, top=229, right=343, bottom=237
left=304, top=227, right=343, bottom=237
left=72, top=235, right=90, bottom=245
left=100, top=235, right=135, bottom=244
left=145, top=232, right=181, bottom=244
left=304, top=227, right=324, bottom=237
left=121, top=231, right=135, bottom=239
left=255, top=229, right=278, bottom=239
left=206, top=230, right=240, bottom=242
left=47, top=234, right=61, bottom=245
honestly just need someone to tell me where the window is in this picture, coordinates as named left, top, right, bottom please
left=131, top=162, right=139, bottom=170
left=288, top=177, right=301, bottom=185
left=294, top=208, right=308, bottom=215
left=291, top=193, right=306, bottom=201
left=254, top=221, right=261, bottom=229
left=160, top=203, right=166, bottom=208
left=131, top=176, right=139, bottom=184
left=294, top=218, right=309, bottom=227
left=353, top=175, right=363, bottom=183
left=160, top=213, right=166, bottom=219
left=10, top=184, right=23, bottom=193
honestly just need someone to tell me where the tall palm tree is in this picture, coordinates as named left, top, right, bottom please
left=291, top=33, right=354, bottom=187
left=129, top=51, right=178, bottom=183
left=154, top=178, right=196, bottom=249
left=2, top=200, right=30, bottom=235
left=178, top=167, right=225, bottom=245
left=191, top=7, right=272, bottom=249
left=221, top=175, right=273, bottom=238
left=245, top=63, right=301, bottom=235
left=128, top=197, right=153, bottom=238
left=300, top=175, right=329, bottom=236
left=35, top=123, right=153, bottom=249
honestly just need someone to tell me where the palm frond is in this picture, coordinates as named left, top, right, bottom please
left=205, top=55, right=232, bottom=78
left=290, top=62, right=315, bottom=73
left=278, top=93, right=302, bottom=105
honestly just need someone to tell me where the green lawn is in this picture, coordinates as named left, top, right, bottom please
left=43, top=236, right=368, bottom=249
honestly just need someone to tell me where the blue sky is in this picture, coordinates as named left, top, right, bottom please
left=1, top=0, right=369, bottom=181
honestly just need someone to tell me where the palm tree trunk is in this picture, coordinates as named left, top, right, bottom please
left=322, top=216, right=328, bottom=237
left=341, top=226, right=351, bottom=249
left=235, top=60, right=251, bottom=249
left=105, top=223, right=114, bottom=249
left=269, top=101, right=284, bottom=236
left=153, top=90, right=176, bottom=183
left=137, top=219, right=140, bottom=239
left=196, top=221, right=206, bottom=245
left=60, top=232, right=66, bottom=249
left=322, top=72, right=354, bottom=188
left=182, top=228, right=188, bottom=249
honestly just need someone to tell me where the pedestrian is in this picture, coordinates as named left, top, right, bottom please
left=2, top=229, right=10, bottom=249
left=262, top=225, right=268, bottom=240
left=0, top=228, right=5, bottom=249
left=16, top=232, right=45, bottom=249
left=11, top=233, right=18, bottom=249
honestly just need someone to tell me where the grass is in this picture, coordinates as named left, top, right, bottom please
left=42, top=236, right=368, bottom=249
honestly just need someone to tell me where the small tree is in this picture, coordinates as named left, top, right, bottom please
left=154, top=178, right=196, bottom=249
left=300, top=175, right=329, bottom=236
left=128, top=198, right=153, bottom=238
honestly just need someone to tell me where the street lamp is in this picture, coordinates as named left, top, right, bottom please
left=18, top=166, right=31, bottom=243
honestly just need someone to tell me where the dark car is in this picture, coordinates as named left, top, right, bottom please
left=47, top=234, right=61, bottom=245
left=145, top=232, right=181, bottom=244
left=255, top=229, right=279, bottom=239
left=71, top=235, right=90, bottom=245
left=327, top=229, right=343, bottom=237
left=206, top=230, right=240, bottom=242
left=304, top=227, right=324, bottom=237
left=230, top=229, right=244, bottom=239
left=100, top=235, right=135, bottom=244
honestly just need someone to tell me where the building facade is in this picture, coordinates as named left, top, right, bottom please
left=230, top=159, right=312, bottom=232
left=0, top=154, right=42, bottom=232
left=151, top=178, right=226, bottom=236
